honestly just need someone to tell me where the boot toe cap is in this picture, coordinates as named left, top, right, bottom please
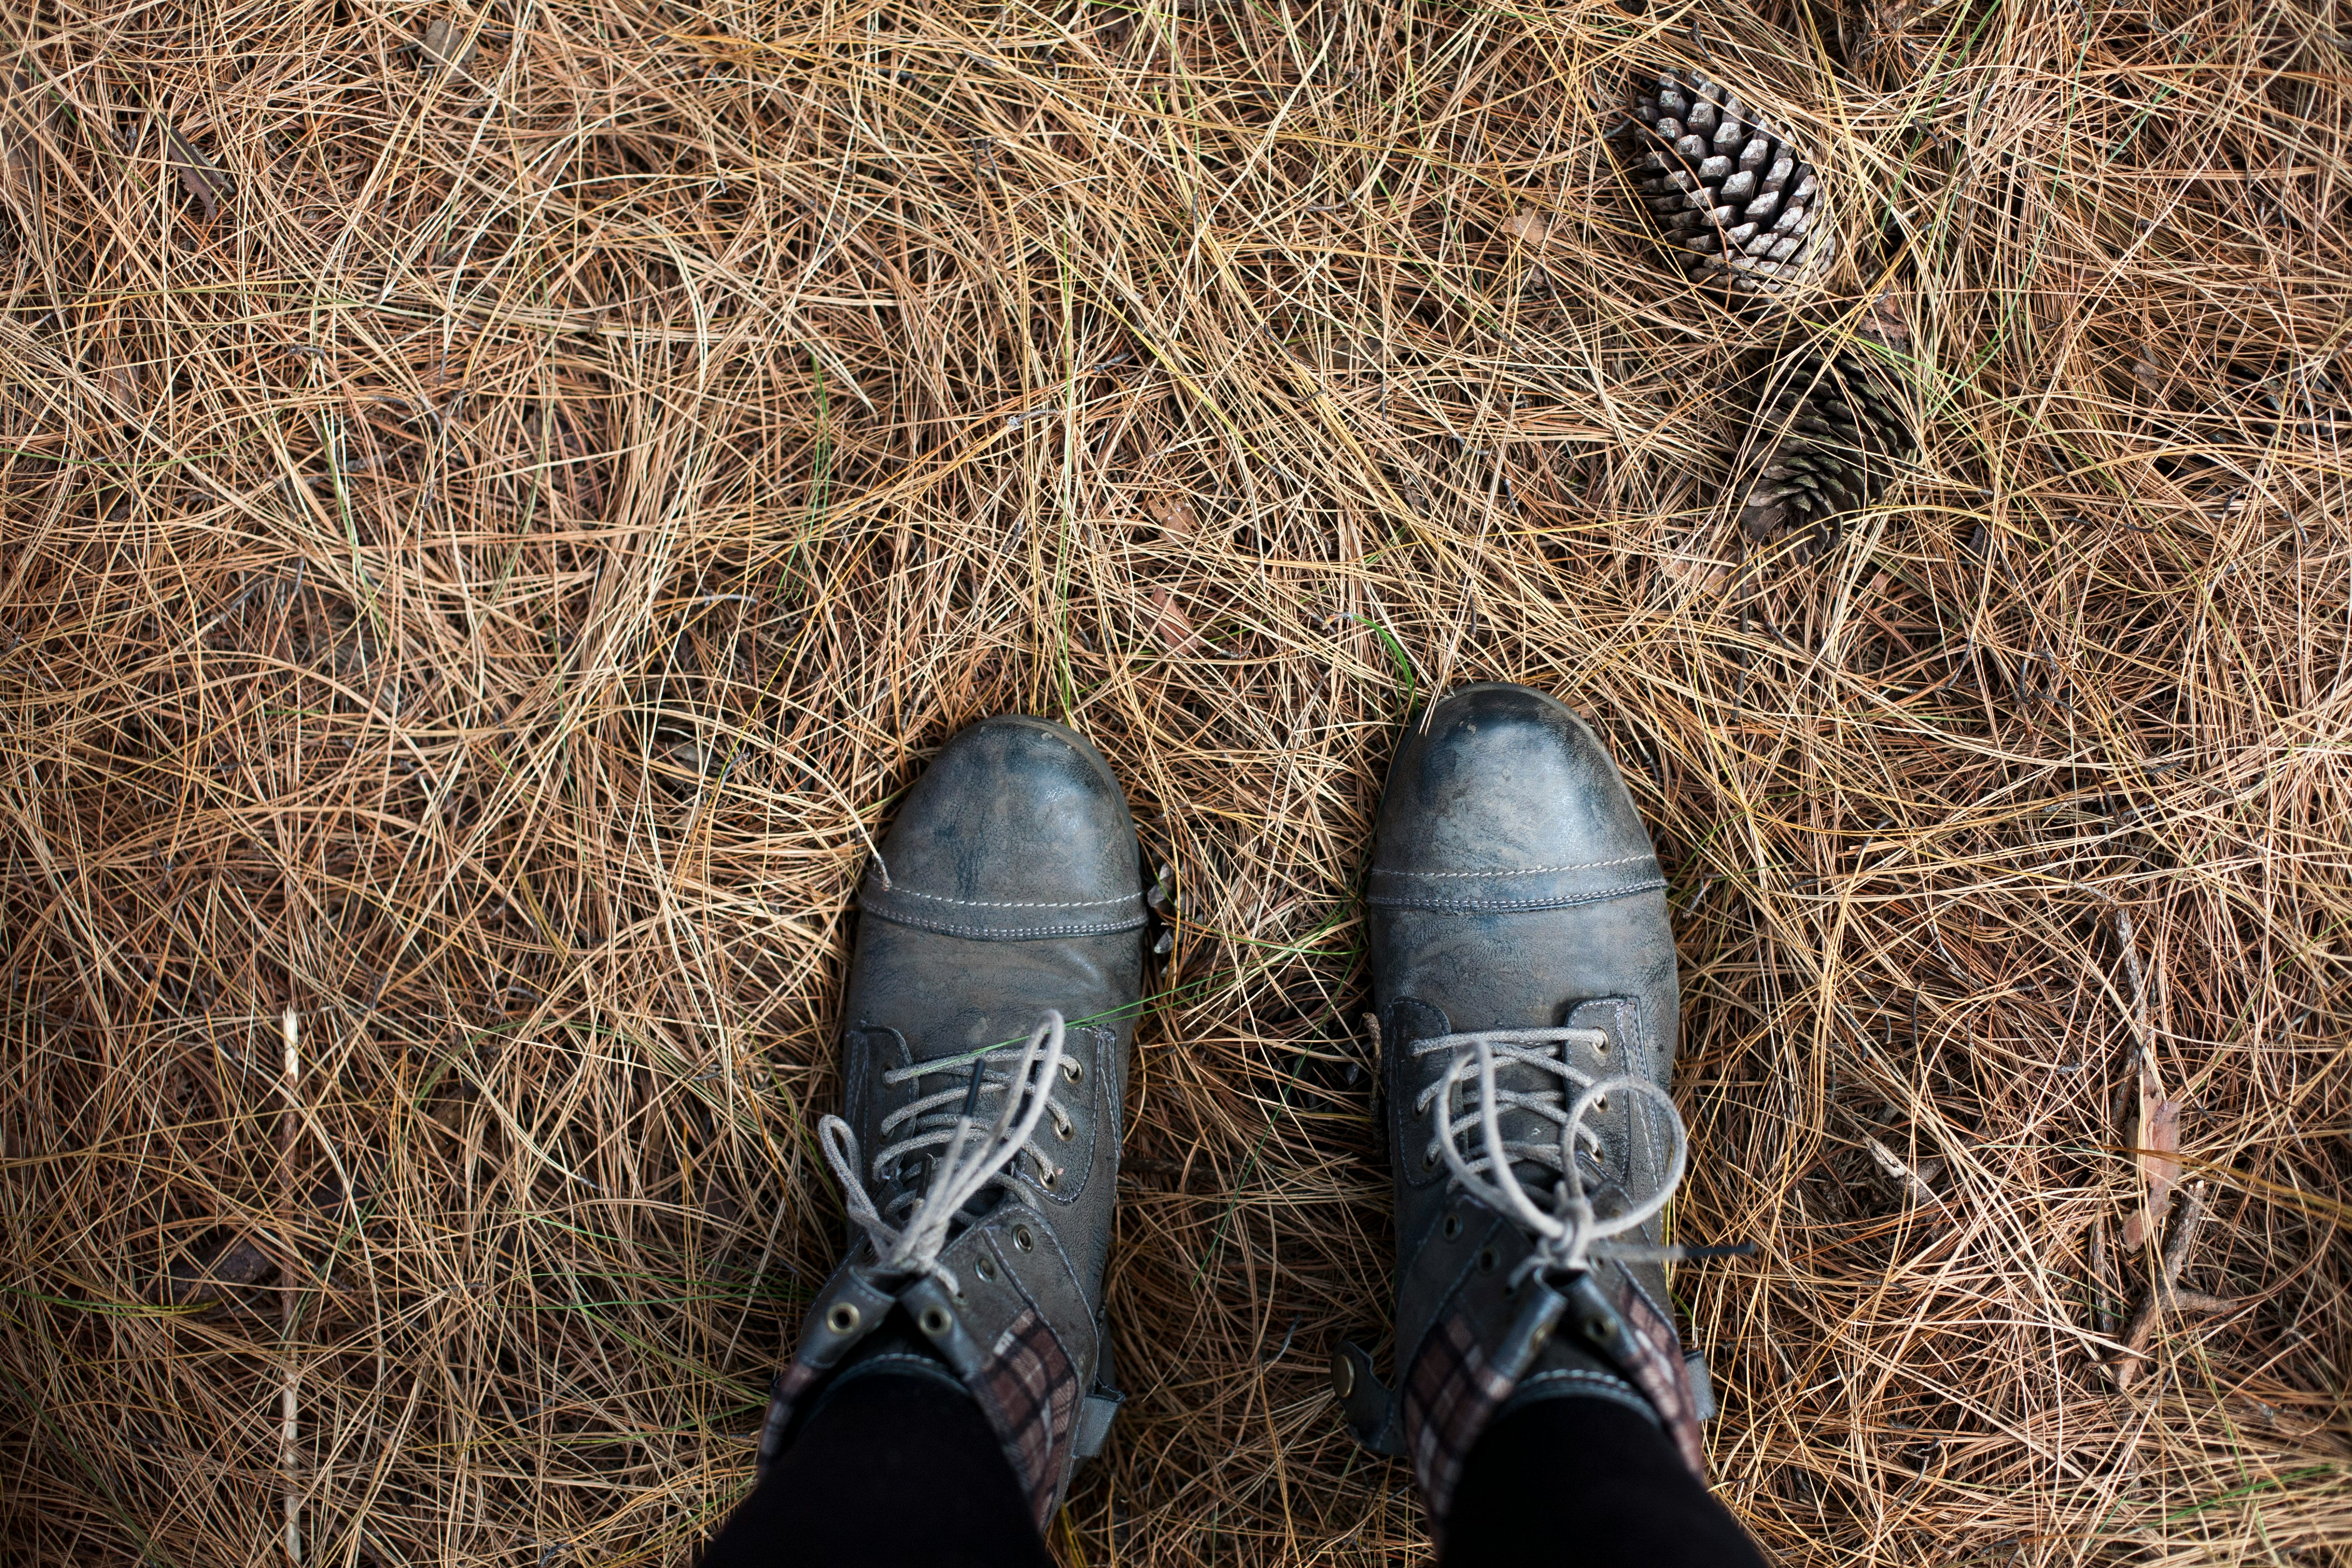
left=1370, top=683, right=1663, bottom=912
left=861, top=717, right=1146, bottom=940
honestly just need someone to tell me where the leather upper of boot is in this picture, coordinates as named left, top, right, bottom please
left=1371, top=684, right=1679, bottom=1273
left=764, top=715, right=1145, bottom=1528
left=844, top=715, right=1146, bottom=1275
left=1366, top=684, right=1703, bottom=1518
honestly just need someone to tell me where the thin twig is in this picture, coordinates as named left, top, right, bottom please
left=2110, top=1181, right=2210, bottom=1391
left=280, top=1009, right=301, bottom=1566
left=2088, top=1214, right=2118, bottom=1339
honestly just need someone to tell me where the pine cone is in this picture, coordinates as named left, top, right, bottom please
left=1620, top=69, right=1836, bottom=299
left=1738, top=297, right=1916, bottom=551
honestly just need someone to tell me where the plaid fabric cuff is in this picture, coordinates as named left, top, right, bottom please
left=760, top=1308, right=1084, bottom=1529
left=1606, top=1273, right=1709, bottom=1478
left=1402, top=1308, right=1516, bottom=1526
left=970, top=1306, right=1084, bottom=1528
left=1400, top=1271, right=1710, bottom=1530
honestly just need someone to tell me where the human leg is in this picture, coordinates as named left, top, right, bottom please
left=1441, top=1396, right=1769, bottom=1568
left=701, top=1361, right=1052, bottom=1568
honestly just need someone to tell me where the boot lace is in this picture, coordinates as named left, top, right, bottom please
left=1412, top=1027, right=1692, bottom=1284
left=818, top=1011, right=1073, bottom=1294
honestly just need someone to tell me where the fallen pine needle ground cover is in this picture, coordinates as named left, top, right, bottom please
left=2, top=0, right=2348, bottom=1560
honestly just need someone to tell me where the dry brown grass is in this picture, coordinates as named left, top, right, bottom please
left=4, top=0, right=2350, bottom=1560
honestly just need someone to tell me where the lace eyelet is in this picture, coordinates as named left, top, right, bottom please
left=1476, top=1246, right=1499, bottom=1274
left=824, top=1302, right=861, bottom=1335
left=1422, top=1147, right=1439, bottom=1171
left=1041, top=1167, right=1062, bottom=1191
left=975, top=1255, right=998, bottom=1282
left=1055, top=1119, right=1074, bottom=1141
left=1012, top=1224, right=1034, bottom=1252
left=1061, top=1060, right=1084, bottom=1084
left=1441, top=1213, right=1462, bottom=1241
left=918, top=1305, right=953, bottom=1337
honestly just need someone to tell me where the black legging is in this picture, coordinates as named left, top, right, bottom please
left=701, top=1372, right=1052, bottom=1568
left=1443, top=1396, right=1772, bottom=1567
left=700, top=1372, right=1770, bottom=1567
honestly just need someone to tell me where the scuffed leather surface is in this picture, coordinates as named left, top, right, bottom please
left=857, top=717, right=1148, bottom=942
left=1367, top=684, right=1696, bottom=1492
left=769, top=715, right=1145, bottom=1520
left=1369, top=682, right=1668, bottom=916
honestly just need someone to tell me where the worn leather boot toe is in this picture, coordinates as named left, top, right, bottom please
left=1334, top=684, right=1714, bottom=1537
left=758, top=716, right=1146, bottom=1529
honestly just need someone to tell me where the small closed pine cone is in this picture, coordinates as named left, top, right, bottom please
left=1739, top=295, right=1916, bottom=552
left=1620, top=69, right=1836, bottom=299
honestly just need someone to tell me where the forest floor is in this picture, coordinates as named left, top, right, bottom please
left=3, top=0, right=2349, bottom=1561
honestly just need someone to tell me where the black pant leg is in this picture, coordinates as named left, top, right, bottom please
left=700, top=1372, right=1053, bottom=1568
left=1441, top=1397, right=1772, bottom=1568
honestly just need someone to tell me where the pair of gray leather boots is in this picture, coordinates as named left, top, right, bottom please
left=756, top=684, right=1713, bottom=1536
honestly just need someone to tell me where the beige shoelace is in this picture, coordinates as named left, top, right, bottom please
left=1412, top=1026, right=1691, bottom=1282
left=818, top=1011, right=1071, bottom=1293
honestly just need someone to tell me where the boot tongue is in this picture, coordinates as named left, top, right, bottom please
left=1460, top=1044, right=1628, bottom=1219
left=1466, top=1047, right=1574, bottom=1197
left=914, top=1004, right=1026, bottom=1065
left=890, top=1024, right=1042, bottom=1224
left=888, top=1149, right=1013, bottom=1228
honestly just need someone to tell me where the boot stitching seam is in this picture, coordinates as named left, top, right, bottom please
left=871, top=884, right=1145, bottom=911
left=1368, top=853, right=1656, bottom=878
left=860, top=907, right=1148, bottom=939
left=1367, top=877, right=1667, bottom=911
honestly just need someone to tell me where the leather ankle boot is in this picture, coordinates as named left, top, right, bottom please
left=759, top=716, right=1147, bottom=1528
left=1334, top=684, right=1716, bottom=1537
